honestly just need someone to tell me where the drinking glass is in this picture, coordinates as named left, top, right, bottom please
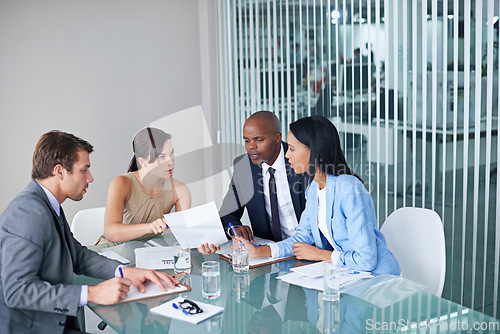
left=232, top=240, right=249, bottom=273
left=202, top=261, right=221, bottom=299
left=323, top=260, right=341, bottom=301
left=173, top=242, right=191, bottom=274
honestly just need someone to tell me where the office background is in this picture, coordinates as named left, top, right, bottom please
left=1, top=0, right=499, bottom=324
left=216, top=0, right=500, bottom=320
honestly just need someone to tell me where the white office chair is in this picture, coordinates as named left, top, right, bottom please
left=71, top=207, right=106, bottom=246
left=380, top=207, right=446, bottom=297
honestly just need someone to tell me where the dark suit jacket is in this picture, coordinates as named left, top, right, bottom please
left=0, top=180, right=121, bottom=334
left=219, top=142, right=306, bottom=241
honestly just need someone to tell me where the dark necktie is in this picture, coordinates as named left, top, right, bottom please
left=320, top=230, right=334, bottom=251
left=268, top=167, right=282, bottom=242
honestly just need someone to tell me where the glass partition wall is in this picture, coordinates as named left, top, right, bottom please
left=216, top=0, right=500, bottom=318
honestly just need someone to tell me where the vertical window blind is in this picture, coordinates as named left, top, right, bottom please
left=216, top=0, right=500, bottom=318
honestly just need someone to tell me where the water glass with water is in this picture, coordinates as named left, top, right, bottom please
left=323, top=260, right=341, bottom=301
left=232, top=240, right=249, bottom=273
left=173, top=242, right=191, bottom=274
left=202, top=261, right=221, bottom=299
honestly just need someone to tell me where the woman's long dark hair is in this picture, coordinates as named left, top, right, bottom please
left=127, top=127, right=172, bottom=172
left=289, top=115, right=361, bottom=183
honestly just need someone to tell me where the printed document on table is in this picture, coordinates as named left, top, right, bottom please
left=290, top=261, right=328, bottom=278
left=278, top=269, right=373, bottom=291
left=164, top=201, right=227, bottom=249
left=135, top=246, right=175, bottom=270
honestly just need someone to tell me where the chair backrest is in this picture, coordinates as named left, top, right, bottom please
left=380, top=207, right=446, bottom=296
left=71, top=207, right=106, bottom=246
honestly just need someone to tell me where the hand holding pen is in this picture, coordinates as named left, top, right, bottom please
left=232, top=235, right=271, bottom=258
left=227, top=222, right=254, bottom=243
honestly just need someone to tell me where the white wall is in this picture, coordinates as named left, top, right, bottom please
left=0, top=0, right=217, bottom=221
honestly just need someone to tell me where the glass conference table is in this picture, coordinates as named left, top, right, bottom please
left=75, top=235, right=500, bottom=334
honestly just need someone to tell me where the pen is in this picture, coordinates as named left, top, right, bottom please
left=118, top=266, right=124, bottom=278
left=228, top=222, right=244, bottom=247
left=228, top=222, right=239, bottom=238
left=172, top=302, right=190, bottom=315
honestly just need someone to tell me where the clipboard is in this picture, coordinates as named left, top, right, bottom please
left=120, top=282, right=191, bottom=303
left=219, top=254, right=295, bottom=269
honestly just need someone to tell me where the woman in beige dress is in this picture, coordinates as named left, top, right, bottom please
left=100, top=127, right=191, bottom=243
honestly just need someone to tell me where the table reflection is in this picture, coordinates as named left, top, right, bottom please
left=79, top=246, right=499, bottom=334
left=222, top=259, right=317, bottom=333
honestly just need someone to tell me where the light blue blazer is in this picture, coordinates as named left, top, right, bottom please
left=278, top=174, right=400, bottom=275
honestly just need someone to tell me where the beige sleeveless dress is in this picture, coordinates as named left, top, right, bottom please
left=97, top=173, right=175, bottom=244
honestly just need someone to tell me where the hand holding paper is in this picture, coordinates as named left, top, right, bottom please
left=164, top=202, right=227, bottom=249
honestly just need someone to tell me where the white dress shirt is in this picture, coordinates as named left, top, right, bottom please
left=262, top=146, right=299, bottom=258
left=261, top=145, right=299, bottom=239
left=317, top=186, right=342, bottom=263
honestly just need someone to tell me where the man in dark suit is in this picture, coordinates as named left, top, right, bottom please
left=0, top=130, right=177, bottom=334
left=218, top=111, right=306, bottom=244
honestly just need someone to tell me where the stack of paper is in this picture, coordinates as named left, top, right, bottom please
left=135, top=246, right=176, bottom=270
left=150, top=297, right=224, bottom=324
left=290, top=261, right=324, bottom=278
left=277, top=262, right=373, bottom=291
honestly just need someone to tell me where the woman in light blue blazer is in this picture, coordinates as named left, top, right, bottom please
left=243, top=115, right=400, bottom=275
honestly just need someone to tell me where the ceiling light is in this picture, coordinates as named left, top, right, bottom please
left=330, top=9, right=340, bottom=24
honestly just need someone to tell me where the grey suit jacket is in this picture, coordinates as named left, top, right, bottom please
left=0, top=180, right=121, bottom=334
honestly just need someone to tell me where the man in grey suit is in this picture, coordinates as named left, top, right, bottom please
left=0, top=130, right=178, bottom=334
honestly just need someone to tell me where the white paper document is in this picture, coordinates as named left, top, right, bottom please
left=278, top=267, right=373, bottom=291
left=99, top=250, right=130, bottom=265
left=290, top=261, right=325, bottom=278
left=278, top=272, right=324, bottom=291
left=122, top=281, right=188, bottom=303
left=135, top=246, right=175, bottom=270
left=150, top=296, right=224, bottom=324
left=164, top=201, right=227, bottom=249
